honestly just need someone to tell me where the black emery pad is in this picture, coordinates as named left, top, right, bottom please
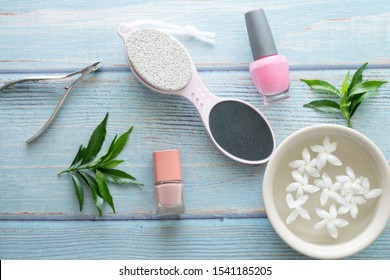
left=208, top=100, right=274, bottom=161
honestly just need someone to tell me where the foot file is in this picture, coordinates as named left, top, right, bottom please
left=118, top=26, right=274, bottom=165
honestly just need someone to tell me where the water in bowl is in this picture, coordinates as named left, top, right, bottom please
left=273, top=132, right=381, bottom=245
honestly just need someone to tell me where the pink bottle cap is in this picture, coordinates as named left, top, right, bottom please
left=153, top=150, right=182, bottom=182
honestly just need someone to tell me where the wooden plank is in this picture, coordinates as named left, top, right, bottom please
left=1, top=69, right=389, bottom=218
left=1, top=0, right=389, bottom=261
left=0, top=218, right=388, bottom=259
left=1, top=0, right=390, bottom=70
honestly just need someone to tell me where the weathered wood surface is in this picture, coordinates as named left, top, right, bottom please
left=0, top=0, right=389, bottom=259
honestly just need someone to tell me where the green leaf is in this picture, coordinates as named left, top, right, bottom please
left=79, top=172, right=99, bottom=194
left=341, top=71, right=351, bottom=95
left=70, top=145, right=86, bottom=167
left=340, top=94, right=351, bottom=120
left=300, top=79, right=342, bottom=97
left=95, top=169, right=115, bottom=213
left=81, top=113, right=109, bottom=165
left=303, top=100, right=340, bottom=113
left=90, top=184, right=104, bottom=217
left=109, top=127, right=133, bottom=160
left=59, top=112, right=142, bottom=217
left=71, top=173, right=84, bottom=212
left=99, top=168, right=143, bottom=185
left=97, top=134, right=118, bottom=164
left=78, top=172, right=104, bottom=217
left=349, top=80, right=387, bottom=96
left=97, top=159, right=124, bottom=169
left=96, top=126, right=133, bottom=164
left=350, top=91, right=377, bottom=117
left=347, top=62, right=368, bottom=93
left=301, top=62, right=386, bottom=128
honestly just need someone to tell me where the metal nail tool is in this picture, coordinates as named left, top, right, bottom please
left=0, top=61, right=102, bottom=143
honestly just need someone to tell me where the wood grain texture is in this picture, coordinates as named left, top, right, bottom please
left=1, top=0, right=390, bottom=70
left=0, top=219, right=389, bottom=260
left=1, top=69, right=389, bottom=218
left=1, top=0, right=390, bottom=260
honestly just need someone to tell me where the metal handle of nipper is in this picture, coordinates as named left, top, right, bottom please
left=24, top=61, right=102, bottom=143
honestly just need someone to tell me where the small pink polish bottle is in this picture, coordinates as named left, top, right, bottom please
left=153, top=150, right=185, bottom=215
left=245, top=9, right=290, bottom=103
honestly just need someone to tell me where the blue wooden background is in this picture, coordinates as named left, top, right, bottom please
left=0, top=0, right=389, bottom=259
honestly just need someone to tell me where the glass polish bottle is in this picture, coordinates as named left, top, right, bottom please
left=153, top=150, right=185, bottom=215
left=245, top=8, right=290, bottom=103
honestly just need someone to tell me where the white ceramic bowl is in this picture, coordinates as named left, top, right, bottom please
left=263, top=124, right=390, bottom=259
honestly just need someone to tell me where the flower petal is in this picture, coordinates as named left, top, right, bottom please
left=295, top=195, right=309, bottom=206
left=299, top=207, right=311, bottom=220
left=297, top=166, right=305, bottom=174
left=309, top=158, right=318, bottom=167
left=320, top=189, right=329, bottom=206
left=314, top=220, right=326, bottom=230
left=314, top=178, right=325, bottom=189
left=338, top=205, right=351, bottom=215
left=326, top=142, right=337, bottom=153
left=333, top=193, right=348, bottom=205
left=289, top=160, right=304, bottom=169
left=346, top=166, right=355, bottom=179
left=323, top=136, right=331, bottom=147
left=286, top=193, right=295, bottom=208
left=296, top=188, right=304, bottom=198
left=327, top=154, right=342, bottom=166
left=292, top=171, right=305, bottom=184
left=311, top=144, right=324, bottom=153
left=303, top=174, right=310, bottom=184
left=302, top=148, right=311, bottom=162
left=286, top=209, right=299, bottom=224
left=336, top=175, right=350, bottom=183
left=329, top=204, right=337, bottom=218
left=334, top=218, right=349, bottom=228
left=341, top=183, right=352, bottom=196
left=344, top=191, right=353, bottom=202
left=322, top=172, right=333, bottom=187
left=303, top=184, right=320, bottom=193
left=350, top=205, right=358, bottom=219
left=365, top=189, right=382, bottom=199
left=305, top=166, right=320, bottom=178
left=316, top=154, right=327, bottom=170
left=333, top=181, right=343, bottom=191
left=351, top=183, right=363, bottom=194
left=327, top=223, right=339, bottom=238
left=316, top=208, right=331, bottom=219
left=353, top=196, right=367, bottom=205
left=286, top=182, right=300, bottom=192
left=360, top=177, right=370, bottom=192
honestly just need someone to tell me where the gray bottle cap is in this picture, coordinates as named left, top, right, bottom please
left=245, top=9, right=278, bottom=60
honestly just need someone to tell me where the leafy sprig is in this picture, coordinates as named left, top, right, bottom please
left=301, top=63, right=387, bottom=127
left=58, top=113, right=142, bottom=217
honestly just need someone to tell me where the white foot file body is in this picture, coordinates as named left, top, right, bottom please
left=118, top=26, right=274, bottom=165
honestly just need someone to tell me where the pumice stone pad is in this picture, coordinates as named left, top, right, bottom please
left=126, top=28, right=193, bottom=92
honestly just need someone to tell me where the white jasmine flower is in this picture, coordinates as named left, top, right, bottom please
left=358, top=176, right=382, bottom=199
left=311, top=136, right=342, bottom=169
left=314, top=204, right=349, bottom=238
left=336, top=166, right=363, bottom=196
left=289, top=148, right=320, bottom=177
left=338, top=192, right=367, bottom=219
left=286, top=193, right=311, bottom=224
left=286, top=171, right=320, bottom=197
left=314, top=172, right=346, bottom=206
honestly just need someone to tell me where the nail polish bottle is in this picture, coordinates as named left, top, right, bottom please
left=153, top=150, right=185, bottom=215
left=245, top=9, right=290, bottom=103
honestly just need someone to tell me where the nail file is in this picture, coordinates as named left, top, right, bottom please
left=118, top=26, right=275, bottom=165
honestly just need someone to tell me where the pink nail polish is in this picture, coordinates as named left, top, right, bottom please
left=153, top=150, right=185, bottom=215
left=245, top=9, right=290, bottom=103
